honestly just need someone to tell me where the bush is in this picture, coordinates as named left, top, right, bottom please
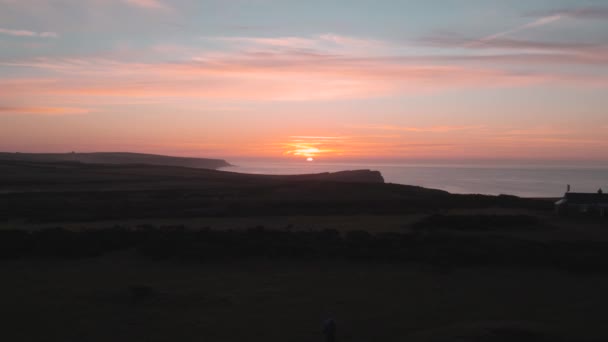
left=411, top=214, right=542, bottom=232
left=3, top=226, right=608, bottom=274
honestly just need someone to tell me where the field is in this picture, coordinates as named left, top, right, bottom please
left=1, top=159, right=607, bottom=342
left=3, top=255, right=608, bottom=342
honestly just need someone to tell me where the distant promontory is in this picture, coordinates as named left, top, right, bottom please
left=0, top=152, right=231, bottom=170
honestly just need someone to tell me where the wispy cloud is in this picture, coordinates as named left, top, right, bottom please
left=529, top=7, right=608, bottom=20
left=470, top=6, right=608, bottom=48
left=0, top=106, right=91, bottom=115
left=215, top=36, right=318, bottom=49
left=290, top=136, right=348, bottom=140
left=3, top=48, right=606, bottom=103
left=282, top=136, right=342, bottom=157
left=468, top=15, right=563, bottom=47
left=499, top=127, right=573, bottom=137
left=429, top=52, right=608, bottom=67
left=357, top=125, right=485, bottom=133
left=317, top=34, right=384, bottom=48
left=420, top=34, right=608, bottom=68
left=210, top=33, right=385, bottom=54
left=0, top=54, right=569, bottom=102
left=279, top=134, right=457, bottom=159
left=0, top=28, right=58, bottom=38
left=423, top=34, right=602, bottom=52
left=123, top=0, right=171, bottom=11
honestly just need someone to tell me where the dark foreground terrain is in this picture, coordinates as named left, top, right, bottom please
left=1, top=159, right=607, bottom=342
left=3, top=255, right=608, bottom=342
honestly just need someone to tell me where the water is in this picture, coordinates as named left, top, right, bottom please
left=224, top=160, right=608, bottom=198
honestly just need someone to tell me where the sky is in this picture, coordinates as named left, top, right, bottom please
left=1, top=0, right=607, bottom=162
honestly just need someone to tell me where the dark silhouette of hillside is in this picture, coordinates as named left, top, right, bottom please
left=0, top=152, right=231, bottom=169
left=0, top=159, right=385, bottom=193
left=0, top=159, right=551, bottom=222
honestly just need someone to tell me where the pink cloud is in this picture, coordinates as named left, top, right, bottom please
left=318, top=34, right=383, bottom=48
left=0, top=28, right=58, bottom=38
left=486, top=126, right=608, bottom=147
left=123, top=0, right=169, bottom=11
left=211, top=34, right=386, bottom=54
left=422, top=34, right=603, bottom=52
left=277, top=134, right=456, bottom=159
left=215, top=36, right=319, bottom=49
left=0, top=65, right=548, bottom=102
left=2, top=48, right=606, bottom=103
left=0, top=106, right=91, bottom=115
left=356, top=125, right=486, bottom=133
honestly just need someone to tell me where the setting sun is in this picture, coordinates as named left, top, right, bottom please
left=307, top=157, right=314, bottom=162
left=281, top=136, right=344, bottom=159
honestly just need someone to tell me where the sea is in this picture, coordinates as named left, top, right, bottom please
left=224, top=160, right=608, bottom=198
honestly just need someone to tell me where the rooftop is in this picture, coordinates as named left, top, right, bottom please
left=563, top=192, right=608, bottom=204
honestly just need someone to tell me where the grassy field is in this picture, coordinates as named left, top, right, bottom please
left=0, top=215, right=427, bottom=233
left=2, top=254, right=608, bottom=342
left=2, top=160, right=607, bottom=341
left=3, top=207, right=606, bottom=244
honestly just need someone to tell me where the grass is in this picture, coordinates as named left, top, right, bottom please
left=1, top=159, right=606, bottom=341
left=2, top=255, right=608, bottom=342
left=0, top=215, right=426, bottom=232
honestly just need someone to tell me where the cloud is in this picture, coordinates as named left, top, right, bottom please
left=0, top=106, right=91, bottom=115
left=355, top=125, right=485, bottom=133
left=2, top=26, right=607, bottom=107
left=123, top=0, right=170, bottom=11
left=492, top=135, right=608, bottom=146
left=279, top=135, right=455, bottom=158
left=3, top=49, right=606, bottom=103
left=282, top=136, right=344, bottom=157
left=499, top=127, right=573, bottom=137
left=488, top=127, right=608, bottom=146
left=468, top=15, right=563, bottom=47
left=318, top=34, right=384, bottom=48
left=210, top=33, right=385, bottom=55
left=414, top=33, right=608, bottom=67
left=431, top=52, right=608, bottom=67
left=529, top=7, right=608, bottom=20
left=216, top=36, right=318, bottom=49
left=422, top=34, right=602, bottom=52
left=0, top=28, right=58, bottom=38
left=419, top=35, right=608, bottom=67
left=469, top=6, right=608, bottom=48
left=290, top=136, right=348, bottom=140
left=0, top=54, right=568, bottom=102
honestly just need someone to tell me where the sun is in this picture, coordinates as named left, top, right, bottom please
left=307, top=157, right=314, bottom=162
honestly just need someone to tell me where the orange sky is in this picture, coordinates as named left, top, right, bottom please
left=1, top=0, right=607, bottom=161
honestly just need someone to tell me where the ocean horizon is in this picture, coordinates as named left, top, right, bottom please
left=224, top=160, right=608, bottom=198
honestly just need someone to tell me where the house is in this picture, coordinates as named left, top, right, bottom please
left=555, top=190, right=608, bottom=217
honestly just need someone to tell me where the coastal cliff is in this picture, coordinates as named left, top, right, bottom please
left=285, top=170, right=385, bottom=183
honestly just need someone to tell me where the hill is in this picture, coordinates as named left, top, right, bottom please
left=0, top=152, right=231, bottom=169
left=0, top=159, right=386, bottom=193
left=0, top=159, right=550, bottom=222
